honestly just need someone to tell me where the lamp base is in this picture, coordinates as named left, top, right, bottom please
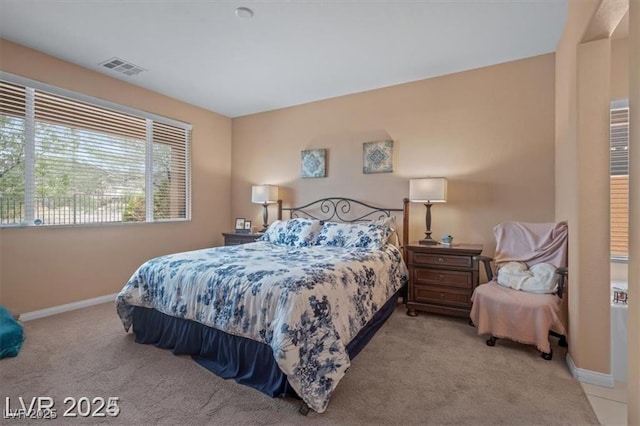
left=419, top=238, right=438, bottom=246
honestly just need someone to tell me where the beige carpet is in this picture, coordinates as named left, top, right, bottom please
left=1, top=302, right=598, bottom=425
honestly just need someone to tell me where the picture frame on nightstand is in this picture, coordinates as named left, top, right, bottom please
left=234, top=218, right=246, bottom=232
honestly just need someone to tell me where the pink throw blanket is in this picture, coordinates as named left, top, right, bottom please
left=470, top=282, right=566, bottom=353
left=494, top=221, right=568, bottom=268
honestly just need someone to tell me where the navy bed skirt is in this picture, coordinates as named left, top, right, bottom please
left=132, top=289, right=401, bottom=399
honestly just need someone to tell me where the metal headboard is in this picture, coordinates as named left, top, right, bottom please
left=277, top=197, right=410, bottom=251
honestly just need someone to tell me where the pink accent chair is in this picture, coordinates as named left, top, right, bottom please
left=469, top=221, right=568, bottom=360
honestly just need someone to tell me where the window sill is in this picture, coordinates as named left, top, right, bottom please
left=0, top=218, right=190, bottom=229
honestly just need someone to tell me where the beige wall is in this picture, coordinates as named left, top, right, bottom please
left=555, top=0, right=607, bottom=374
left=611, top=37, right=629, bottom=99
left=578, top=36, right=612, bottom=372
left=0, top=39, right=232, bottom=314
left=232, top=54, right=557, bottom=258
left=556, top=1, right=639, bottom=422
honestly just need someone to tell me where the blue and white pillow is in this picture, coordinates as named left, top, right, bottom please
left=373, top=216, right=397, bottom=243
left=260, top=218, right=322, bottom=247
left=315, top=221, right=388, bottom=250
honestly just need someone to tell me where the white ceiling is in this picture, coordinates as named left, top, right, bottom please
left=0, top=0, right=568, bottom=118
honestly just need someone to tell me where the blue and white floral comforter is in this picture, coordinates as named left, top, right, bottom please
left=116, top=241, right=407, bottom=413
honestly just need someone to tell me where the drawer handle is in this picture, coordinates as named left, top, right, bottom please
left=438, top=257, right=445, bottom=263
left=440, top=293, right=445, bottom=299
left=438, top=274, right=444, bottom=280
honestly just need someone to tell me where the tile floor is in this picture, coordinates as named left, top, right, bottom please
left=582, top=381, right=628, bottom=425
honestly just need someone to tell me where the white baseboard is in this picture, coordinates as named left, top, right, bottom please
left=566, top=354, right=615, bottom=388
left=19, top=293, right=118, bottom=322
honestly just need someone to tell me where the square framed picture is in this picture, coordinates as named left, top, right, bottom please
left=363, top=140, right=393, bottom=174
left=301, top=149, right=326, bottom=178
left=234, top=218, right=246, bottom=231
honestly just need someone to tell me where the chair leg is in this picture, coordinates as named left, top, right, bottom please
left=469, top=319, right=474, bottom=327
left=549, top=330, right=568, bottom=347
left=541, top=349, right=553, bottom=361
left=485, top=336, right=553, bottom=360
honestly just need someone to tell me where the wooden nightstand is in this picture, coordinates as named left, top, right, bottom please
left=406, top=243, right=483, bottom=318
left=222, top=232, right=263, bottom=246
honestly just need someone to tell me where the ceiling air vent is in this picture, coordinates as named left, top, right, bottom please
left=99, top=57, right=146, bottom=76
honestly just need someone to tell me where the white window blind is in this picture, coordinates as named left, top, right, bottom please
left=610, top=100, right=629, bottom=259
left=0, top=75, right=191, bottom=226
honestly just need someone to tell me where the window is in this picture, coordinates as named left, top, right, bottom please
left=610, top=99, right=629, bottom=259
left=0, top=74, right=191, bottom=226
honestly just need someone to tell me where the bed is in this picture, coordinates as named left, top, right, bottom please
left=116, top=197, right=410, bottom=414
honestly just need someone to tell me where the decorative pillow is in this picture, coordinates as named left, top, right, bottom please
left=315, top=221, right=387, bottom=250
left=372, top=216, right=397, bottom=243
left=259, top=218, right=322, bottom=247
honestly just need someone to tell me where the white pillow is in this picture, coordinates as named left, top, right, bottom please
left=496, top=261, right=558, bottom=294
left=315, top=221, right=387, bottom=250
left=373, top=216, right=398, bottom=246
left=259, top=218, right=322, bottom=247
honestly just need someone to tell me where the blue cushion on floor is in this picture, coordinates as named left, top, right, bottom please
left=0, top=305, right=24, bottom=359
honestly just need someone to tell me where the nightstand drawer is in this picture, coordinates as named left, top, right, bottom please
left=225, top=237, right=247, bottom=245
left=411, top=268, right=473, bottom=289
left=410, top=252, right=473, bottom=269
left=413, top=285, right=471, bottom=307
left=222, top=232, right=262, bottom=246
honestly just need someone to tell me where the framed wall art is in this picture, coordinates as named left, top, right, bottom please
left=363, top=140, right=393, bottom=174
left=301, top=149, right=326, bottom=178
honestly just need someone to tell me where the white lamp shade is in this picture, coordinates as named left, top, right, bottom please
left=409, top=178, right=447, bottom=203
left=251, top=185, right=279, bottom=204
